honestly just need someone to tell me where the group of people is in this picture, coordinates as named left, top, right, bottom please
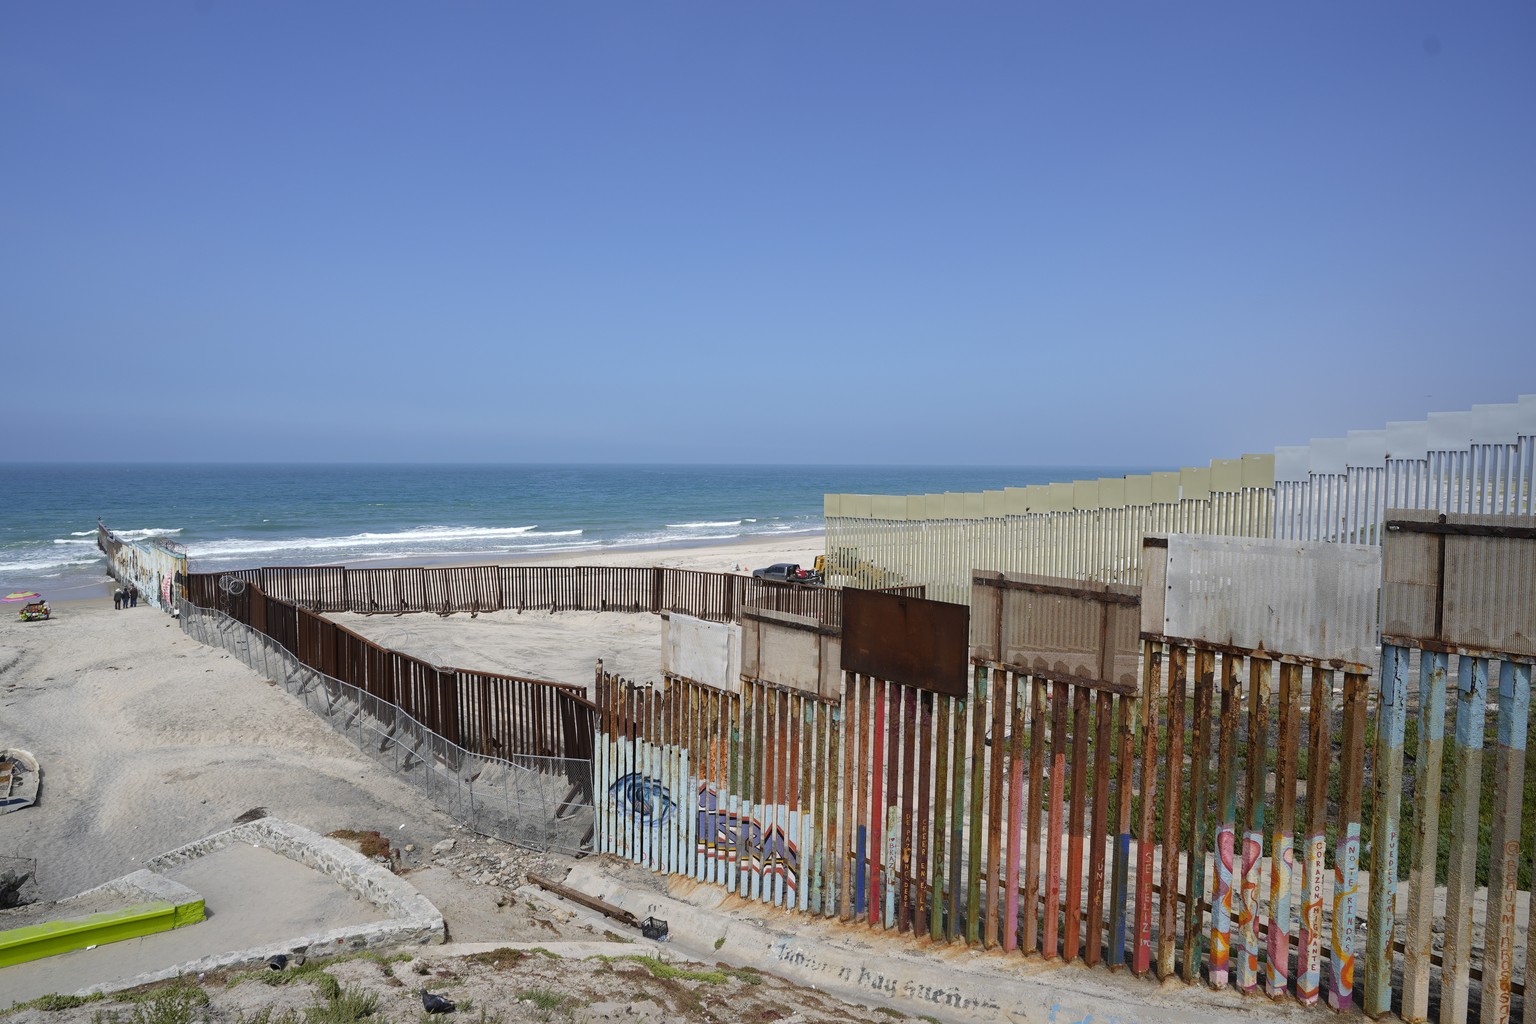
left=113, top=586, right=138, bottom=610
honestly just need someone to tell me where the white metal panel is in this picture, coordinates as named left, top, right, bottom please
left=1275, top=445, right=1311, bottom=483
left=1348, top=430, right=1387, bottom=467
left=1158, top=534, right=1381, bottom=668
left=1310, top=437, right=1349, bottom=476
left=1428, top=411, right=1474, bottom=452
left=1385, top=421, right=1428, bottom=462
left=1470, top=402, right=1530, bottom=443
left=664, top=614, right=742, bottom=691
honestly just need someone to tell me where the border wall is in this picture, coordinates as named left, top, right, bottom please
left=596, top=514, right=1536, bottom=1022
left=824, top=395, right=1536, bottom=605
left=96, top=521, right=186, bottom=611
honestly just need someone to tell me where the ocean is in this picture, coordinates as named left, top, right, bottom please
left=0, top=463, right=1149, bottom=599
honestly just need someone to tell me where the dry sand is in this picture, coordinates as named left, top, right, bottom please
left=1, top=534, right=886, bottom=1018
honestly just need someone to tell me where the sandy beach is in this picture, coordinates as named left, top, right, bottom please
left=1, top=535, right=835, bottom=1005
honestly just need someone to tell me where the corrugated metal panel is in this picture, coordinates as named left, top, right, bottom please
left=1156, top=535, right=1381, bottom=668
left=1444, top=532, right=1536, bottom=656
left=1383, top=510, right=1536, bottom=657
left=974, top=571, right=1139, bottom=690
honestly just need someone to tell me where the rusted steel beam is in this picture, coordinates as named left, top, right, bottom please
left=869, top=677, right=887, bottom=926
left=883, top=683, right=901, bottom=926
left=1327, top=671, right=1367, bottom=1011
left=1004, top=673, right=1027, bottom=953
left=1237, top=657, right=1269, bottom=993
left=1065, top=685, right=1092, bottom=962
left=916, top=690, right=934, bottom=934
left=1134, top=644, right=1162, bottom=976
left=1210, top=653, right=1240, bottom=990
left=1023, top=676, right=1047, bottom=954
left=949, top=681, right=968, bottom=943
left=931, top=692, right=951, bottom=941
left=1442, top=656, right=1487, bottom=1024
left=985, top=664, right=1008, bottom=948
left=1182, top=648, right=1215, bottom=984
left=1482, top=661, right=1528, bottom=1024
left=1109, top=689, right=1135, bottom=970
left=1157, top=645, right=1187, bottom=980
left=1045, top=679, right=1069, bottom=958
left=1298, top=668, right=1332, bottom=1007
left=1267, top=661, right=1302, bottom=1000
left=967, top=666, right=988, bottom=944
left=1086, top=690, right=1113, bottom=966
left=1364, top=644, right=1409, bottom=1017
left=900, top=685, right=918, bottom=933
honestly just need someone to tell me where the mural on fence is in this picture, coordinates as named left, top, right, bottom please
left=605, top=769, right=801, bottom=894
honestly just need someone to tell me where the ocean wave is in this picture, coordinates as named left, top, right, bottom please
left=665, top=520, right=743, bottom=529
left=185, top=524, right=559, bottom=562
left=0, top=550, right=105, bottom=575
left=110, top=528, right=184, bottom=541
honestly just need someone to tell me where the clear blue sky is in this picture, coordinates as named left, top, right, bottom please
left=5, top=3, right=1532, bottom=465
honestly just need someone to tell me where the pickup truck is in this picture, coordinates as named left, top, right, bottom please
left=751, top=562, right=823, bottom=585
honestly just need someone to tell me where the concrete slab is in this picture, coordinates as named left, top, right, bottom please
left=556, top=856, right=1333, bottom=1024
left=0, top=843, right=384, bottom=1004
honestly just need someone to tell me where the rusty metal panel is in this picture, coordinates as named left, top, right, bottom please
left=840, top=588, right=969, bottom=697
left=1152, top=535, right=1380, bottom=669
left=1383, top=510, right=1536, bottom=656
left=973, top=571, right=1140, bottom=691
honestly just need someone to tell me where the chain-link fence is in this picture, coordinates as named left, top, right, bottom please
left=179, top=601, right=593, bottom=856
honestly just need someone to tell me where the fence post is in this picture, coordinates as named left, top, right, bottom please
left=1401, top=651, right=1448, bottom=1022
left=1364, top=644, right=1409, bottom=1017
left=1442, top=656, right=1488, bottom=1024
left=1482, top=660, right=1529, bottom=1024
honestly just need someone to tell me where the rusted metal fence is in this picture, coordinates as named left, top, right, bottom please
left=184, top=564, right=919, bottom=627
left=178, top=600, right=593, bottom=854
left=189, top=578, right=595, bottom=765
left=594, top=521, right=1536, bottom=1021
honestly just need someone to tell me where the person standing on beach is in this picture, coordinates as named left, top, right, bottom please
left=129, top=587, right=138, bottom=608
left=113, top=588, right=122, bottom=610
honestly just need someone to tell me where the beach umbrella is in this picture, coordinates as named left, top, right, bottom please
left=1, top=592, right=41, bottom=603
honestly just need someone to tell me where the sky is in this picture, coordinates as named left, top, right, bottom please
left=3, top=3, right=1533, bottom=466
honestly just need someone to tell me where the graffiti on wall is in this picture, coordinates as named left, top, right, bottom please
left=696, top=784, right=800, bottom=891
left=608, top=770, right=800, bottom=892
left=608, top=772, right=679, bottom=825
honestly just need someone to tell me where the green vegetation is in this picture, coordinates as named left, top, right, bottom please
left=2, top=992, right=106, bottom=1015
left=92, top=985, right=209, bottom=1024
left=593, top=955, right=729, bottom=984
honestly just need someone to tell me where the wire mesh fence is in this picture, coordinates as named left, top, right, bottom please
left=179, top=601, right=594, bottom=855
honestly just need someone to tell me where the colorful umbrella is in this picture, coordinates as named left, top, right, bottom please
left=2, top=591, right=41, bottom=602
